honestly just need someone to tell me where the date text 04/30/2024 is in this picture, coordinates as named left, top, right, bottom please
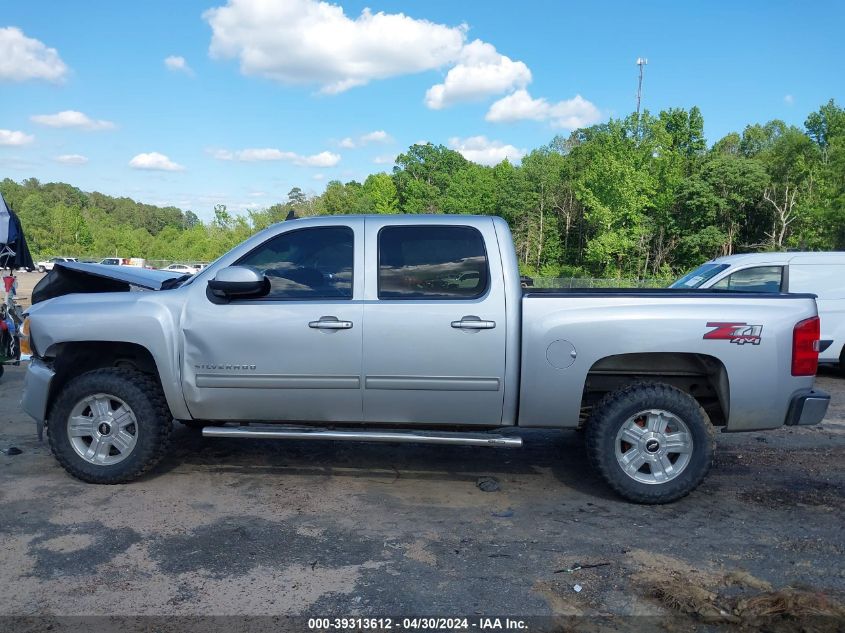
left=307, top=617, right=528, bottom=630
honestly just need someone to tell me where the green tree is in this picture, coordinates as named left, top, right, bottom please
left=362, top=173, right=399, bottom=214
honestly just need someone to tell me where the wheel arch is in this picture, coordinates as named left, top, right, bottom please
left=581, top=352, right=729, bottom=427
left=44, top=341, right=172, bottom=424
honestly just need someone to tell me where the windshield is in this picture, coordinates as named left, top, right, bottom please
left=669, top=263, right=729, bottom=288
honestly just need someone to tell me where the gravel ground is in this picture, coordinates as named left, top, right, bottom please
left=1, top=272, right=843, bottom=630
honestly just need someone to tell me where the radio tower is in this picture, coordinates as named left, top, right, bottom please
left=635, top=57, right=648, bottom=116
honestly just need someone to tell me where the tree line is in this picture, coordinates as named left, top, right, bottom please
left=2, top=99, right=843, bottom=278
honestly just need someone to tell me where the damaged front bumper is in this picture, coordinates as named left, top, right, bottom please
left=21, top=357, right=54, bottom=439
left=785, top=389, right=830, bottom=426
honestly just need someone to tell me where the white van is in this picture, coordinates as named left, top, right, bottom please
left=672, top=252, right=845, bottom=366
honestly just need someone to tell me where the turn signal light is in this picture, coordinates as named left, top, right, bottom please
left=792, top=316, right=820, bottom=376
left=19, top=317, right=32, bottom=356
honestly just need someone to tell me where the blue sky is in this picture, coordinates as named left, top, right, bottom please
left=1, top=0, right=843, bottom=220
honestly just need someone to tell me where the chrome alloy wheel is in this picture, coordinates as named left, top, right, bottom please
left=67, top=393, right=138, bottom=465
left=614, top=409, right=693, bottom=484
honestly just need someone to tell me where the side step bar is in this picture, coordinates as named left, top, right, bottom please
left=202, top=425, right=522, bottom=447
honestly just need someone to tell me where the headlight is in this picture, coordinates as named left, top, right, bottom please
left=20, top=317, right=33, bottom=356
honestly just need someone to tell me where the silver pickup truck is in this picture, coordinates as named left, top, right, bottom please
left=20, top=215, right=830, bottom=503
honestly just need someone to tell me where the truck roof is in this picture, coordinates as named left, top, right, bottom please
left=279, top=214, right=498, bottom=226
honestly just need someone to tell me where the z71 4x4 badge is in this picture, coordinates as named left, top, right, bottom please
left=703, top=322, right=763, bottom=345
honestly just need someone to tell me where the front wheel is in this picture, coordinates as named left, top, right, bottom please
left=585, top=383, right=715, bottom=504
left=47, top=368, right=173, bottom=483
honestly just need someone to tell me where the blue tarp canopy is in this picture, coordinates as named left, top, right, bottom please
left=0, top=192, right=34, bottom=271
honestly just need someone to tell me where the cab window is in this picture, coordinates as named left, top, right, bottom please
left=711, top=266, right=784, bottom=292
left=378, top=226, right=489, bottom=299
left=236, top=226, right=353, bottom=300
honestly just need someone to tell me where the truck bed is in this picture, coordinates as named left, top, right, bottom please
left=518, top=288, right=820, bottom=431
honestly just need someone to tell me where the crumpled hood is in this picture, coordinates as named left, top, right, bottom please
left=31, top=262, right=184, bottom=304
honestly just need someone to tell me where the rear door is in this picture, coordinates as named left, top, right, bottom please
left=361, top=218, right=507, bottom=425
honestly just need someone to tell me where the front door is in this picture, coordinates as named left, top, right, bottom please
left=362, top=219, right=507, bottom=425
left=181, top=220, right=364, bottom=422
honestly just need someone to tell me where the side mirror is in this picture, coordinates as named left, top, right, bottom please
left=207, top=266, right=269, bottom=299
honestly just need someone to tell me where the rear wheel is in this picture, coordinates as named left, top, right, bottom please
left=47, top=368, right=172, bottom=483
left=585, top=383, right=715, bottom=504
left=38, top=265, right=46, bottom=273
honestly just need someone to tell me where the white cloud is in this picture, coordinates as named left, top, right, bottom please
left=312, top=173, right=326, bottom=181
left=485, top=89, right=601, bottom=129
left=448, top=135, right=525, bottom=166
left=234, top=148, right=289, bottom=161
left=373, top=154, right=396, bottom=165
left=165, top=55, right=194, bottom=75
left=360, top=130, right=391, bottom=144
left=207, top=148, right=234, bottom=160
left=55, top=154, right=88, bottom=165
left=31, top=110, right=116, bottom=131
left=204, top=0, right=466, bottom=93
left=0, top=27, right=68, bottom=83
left=0, top=129, right=34, bottom=146
left=338, top=129, right=392, bottom=149
left=212, top=146, right=341, bottom=167
left=784, top=94, right=795, bottom=106
left=129, top=152, right=185, bottom=171
left=425, top=39, right=530, bottom=109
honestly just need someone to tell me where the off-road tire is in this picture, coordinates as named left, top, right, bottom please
left=47, top=368, right=172, bottom=483
left=585, top=382, right=715, bottom=504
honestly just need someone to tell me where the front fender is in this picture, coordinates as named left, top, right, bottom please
left=28, top=291, right=191, bottom=420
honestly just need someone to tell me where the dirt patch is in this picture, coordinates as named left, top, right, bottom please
left=628, top=548, right=845, bottom=630
left=37, top=533, right=95, bottom=553
left=737, top=481, right=844, bottom=509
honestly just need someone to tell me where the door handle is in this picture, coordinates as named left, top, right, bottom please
left=309, top=316, right=353, bottom=330
left=451, top=315, right=496, bottom=330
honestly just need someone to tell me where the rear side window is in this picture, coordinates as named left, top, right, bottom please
left=237, top=226, right=353, bottom=299
left=711, top=266, right=783, bottom=292
left=378, top=226, right=489, bottom=299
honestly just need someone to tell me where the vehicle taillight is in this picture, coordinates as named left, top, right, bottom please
left=792, top=316, right=820, bottom=376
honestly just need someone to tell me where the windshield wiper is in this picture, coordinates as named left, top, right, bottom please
left=160, top=274, right=193, bottom=290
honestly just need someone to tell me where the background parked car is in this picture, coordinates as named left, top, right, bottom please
left=163, top=263, right=199, bottom=275
left=97, top=257, right=146, bottom=267
left=36, top=257, right=77, bottom=272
